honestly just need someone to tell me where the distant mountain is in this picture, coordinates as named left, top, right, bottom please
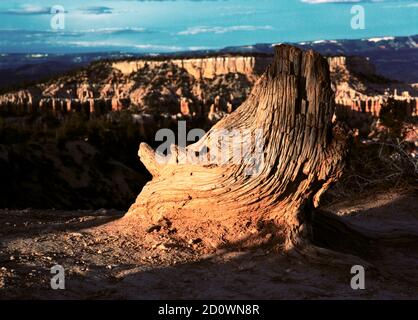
left=0, top=34, right=417, bottom=93
left=0, top=52, right=137, bottom=93
left=217, top=35, right=418, bottom=84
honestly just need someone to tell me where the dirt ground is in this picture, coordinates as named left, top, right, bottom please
left=0, top=190, right=417, bottom=299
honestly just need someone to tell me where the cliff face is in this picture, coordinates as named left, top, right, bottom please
left=0, top=54, right=416, bottom=122
left=0, top=56, right=263, bottom=123
left=112, top=56, right=270, bottom=80
left=328, top=56, right=418, bottom=120
left=328, top=55, right=375, bottom=80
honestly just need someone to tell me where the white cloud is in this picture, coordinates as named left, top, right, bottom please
left=302, top=0, right=371, bottom=3
left=3, top=5, right=50, bottom=15
left=178, top=25, right=273, bottom=36
left=1, top=5, right=115, bottom=16
left=62, top=41, right=125, bottom=48
left=63, top=41, right=182, bottom=52
left=82, top=27, right=148, bottom=34
left=301, top=0, right=412, bottom=3
left=134, top=44, right=182, bottom=51
left=78, top=6, right=113, bottom=15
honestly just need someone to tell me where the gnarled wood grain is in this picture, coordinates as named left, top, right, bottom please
left=127, top=45, right=350, bottom=251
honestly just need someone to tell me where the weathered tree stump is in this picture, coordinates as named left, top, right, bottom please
left=127, top=45, right=354, bottom=254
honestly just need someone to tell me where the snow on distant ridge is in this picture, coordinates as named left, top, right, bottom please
left=312, top=40, right=338, bottom=44
left=26, top=54, right=49, bottom=58
left=295, top=40, right=338, bottom=45
left=367, top=37, right=395, bottom=42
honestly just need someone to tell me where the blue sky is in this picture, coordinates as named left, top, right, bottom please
left=0, top=0, right=417, bottom=53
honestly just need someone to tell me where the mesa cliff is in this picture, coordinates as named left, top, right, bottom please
left=0, top=54, right=416, bottom=124
left=111, top=56, right=270, bottom=80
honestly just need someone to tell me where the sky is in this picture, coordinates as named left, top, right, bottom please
left=0, top=0, right=417, bottom=53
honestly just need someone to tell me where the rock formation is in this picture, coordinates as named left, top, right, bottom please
left=0, top=56, right=259, bottom=122
left=328, top=55, right=418, bottom=119
left=0, top=53, right=416, bottom=129
left=111, top=56, right=269, bottom=80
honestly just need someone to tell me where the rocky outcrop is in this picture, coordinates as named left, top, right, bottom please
left=329, top=56, right=376, bottom=77
left=0, top=57, right=257, bottom=123
left=0, top=54, right=416, bottom=123
left=112, top=56, right=270, bottom=80
left=328, top=55, right=418, bottom=120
